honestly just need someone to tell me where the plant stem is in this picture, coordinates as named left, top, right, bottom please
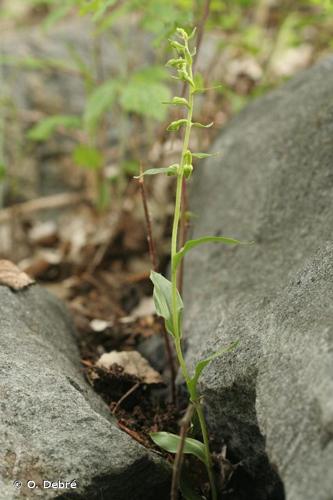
left=171, top=403, right=195, bottom=500
left=193, top=397, right=217, bottom=500
left=171, top=87, right=193, bottom=341
left=178, top=0, right=211, bottom=293
left=169, top=45, right=217, bottom=498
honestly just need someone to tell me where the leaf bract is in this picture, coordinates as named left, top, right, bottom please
left=150, top=432, right=207, bottom=465
left=173, top=236, right=245, bottom=270
left=150, top=271, right=183, bottom=336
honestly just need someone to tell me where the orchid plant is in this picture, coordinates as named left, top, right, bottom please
left=136, top=27, right=244, bottom=499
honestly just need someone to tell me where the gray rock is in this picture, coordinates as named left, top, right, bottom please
left=183, top=57, right=333, bottom=499
left=0, top=284, right=169, bottom=499
left=137, top=334, right=166, bottom=374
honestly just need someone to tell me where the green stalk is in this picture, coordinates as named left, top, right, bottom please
left=192, top=391, right=217, bottom=500
left=169, top=37, right=217, bottom=500
left=170, top=87, right=193, bottom=343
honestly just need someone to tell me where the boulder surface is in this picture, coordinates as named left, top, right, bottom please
left=0, top=284, right=169, bottom=499
left=183, top=57, right=333, bottom=500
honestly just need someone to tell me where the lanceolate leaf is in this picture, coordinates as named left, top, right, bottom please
left=28, top=115, right=81, bottom=141
left=150, top=432, right=207, bottom=465
left=188, top=342, right=239, bottom=394
left=150, top=271, right=183, bottom=336
left=167, top=119, right=188, bottom=131
left=134, top=165, right=178, bottom=179
left=191, top=121, right=214, bottom=129
left=165, top=58, right=184, bottom=69
left=169, top=40, right=185, bottom=52
left=173, top=236, right=245, bottom=270
left=163, top=97, right=190, bottom=108
left=188, top=27, right=197, bottom=40
left=191, top=152, right=220, bottom=159
left=193, top=85, right=223, bottom=94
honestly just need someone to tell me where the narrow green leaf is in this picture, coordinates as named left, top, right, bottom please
left=192, top=152, right=220, bottom=159
left=0, top=55, right=72, bottom=72
left=150, top=271, right=183, bottom=336
left=167, top=119, right=188, bottom=132
left=150, top=432, right=207, bottom=465
left=166, top=58, right=184, bottom=68
left=169, top=40, right=185, bottom=52
left=134, top=165, right=178, bottom=179
left=176, top=27, right=189, bottom=40
left=193, top=85, right=223, bottom=94
left=189, top=342, right=239, bottom=394
left=191, top=121, right=214, bottom=129
left=191, top=47, right=197, bottom=57
left=163, top=97, right=190, bottom=108
left=173, top=236, right=246, bottom=270
left=28, top=115, right=81, bottom=141
left=188, top=27, right=197, bottom=41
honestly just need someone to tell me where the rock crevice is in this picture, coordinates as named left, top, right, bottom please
left=184, top=57, right=333, bottom=500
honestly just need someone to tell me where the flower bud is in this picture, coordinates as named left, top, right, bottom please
left=184, top=164, right=193, bottom=179
left=184, top=150, right=192, bottom=165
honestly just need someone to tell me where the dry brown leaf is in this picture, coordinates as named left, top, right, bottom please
left=96, top=351, right=163, bottom=385
left=0, top=260, right=35, bottom=290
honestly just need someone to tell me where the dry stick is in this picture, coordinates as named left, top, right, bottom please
left=0, top=192, right=85, bottom=224
left=138, top=165, right=177, bottom=404
left=193, top=0, right=212, bottom=74
left=171, top=403, right=195, bottom=500
left=112, top=382, right=140, bottom=415
left=138, top=164, right=157, bottom=270
left=178, top=0, right=212, bottom=294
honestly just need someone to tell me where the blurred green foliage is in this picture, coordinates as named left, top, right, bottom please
left=0, top=0, right=332, bottom=208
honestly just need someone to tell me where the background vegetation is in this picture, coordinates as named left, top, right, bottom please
left=0, top=0, right=332, bottom=210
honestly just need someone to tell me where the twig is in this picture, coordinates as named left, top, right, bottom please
left=117, top=420, right=147, bottom=446
left=171, top=403, right=195, bottom=500
left=160, top=317, right=177, bottom=405
left=138, top=164, right=157, bottom=270
left=137, top=164, right=177, bottom=405
left=112, top=382, right=140, bottom=415
left=0, top=192, right=86, bottom=223
left=193, top=0, right=212, bottom=72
